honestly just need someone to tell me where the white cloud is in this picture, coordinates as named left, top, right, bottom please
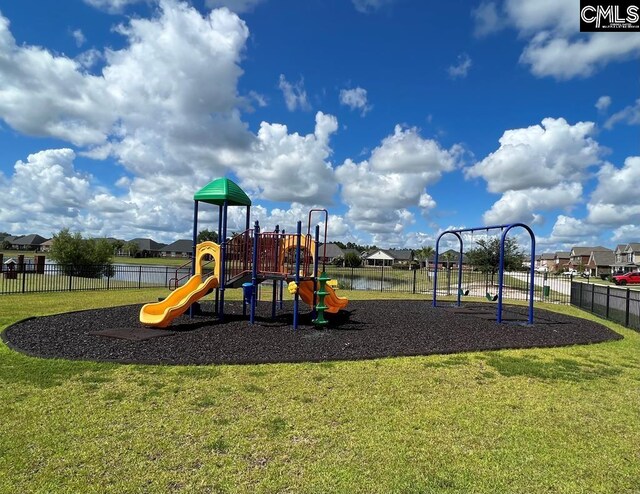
left=475, top=0, right=640, bottom=79
left=447, top=53, right=472, bottom=79
left=278, top=74, right=311, bottom=112
left=352, top=0, right=395, bottom=14
left=336, top=125, right=462, bottom=237
left=595, top=95, right=611, bottom=112
left=612, top=224, right=640, bottom=243
left=0, top=149, right=92, bottom=231
left=587, top=156, right=640, bottom=226
left=339, top=87, right=372, bottom=116
left=236, top=112, right=338, bottom=205
left=539, top=215, right=601, bottom=248
left=205, top=0, right=265, bottom=13
left=71, top=29, right=86, bottom=47
left=521, top=32, right=640, bottom=80
left=466, top=117, right=602, bottom=193
left=482, top=184, right=582, bottom=225
left=605, top=98, right=640, bottom=129
left=472, top=1, right=506, bottom=37
left=82, top=0, right=146, bottom=14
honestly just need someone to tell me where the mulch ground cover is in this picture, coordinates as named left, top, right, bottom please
left=2, top=300, right=622, bottom=365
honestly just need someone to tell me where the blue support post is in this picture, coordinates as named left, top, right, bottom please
left=272, top=224, right=279, bottom=319
left=293, top=221, right=302, bottom=330
left=250, top=220, right=260, bottom=324
left=219, top=201, right=228, bottom=322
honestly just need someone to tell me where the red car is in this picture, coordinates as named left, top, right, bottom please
left=612, top=272, right=640, bottom=285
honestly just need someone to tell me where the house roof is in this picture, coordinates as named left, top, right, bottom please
left=161, top=240, right=193, bottom=252
left=589, top=250, right=615, bottom=266
left=538, top=253, right=555, bottom=260
left=626, top=243, right=640, bottom=251
left=194, top=177, right=252, bottom=206
left=319, top=243, right=344, bottom=259
left=555, top=252, right=570, bottom=259
left=129, top=238, right=166, bottom=251
left=571, top=246, right=612, bottom=256
left=366, top=249, right=413, bottom=261
left=12, top=234, right=48, bottom=246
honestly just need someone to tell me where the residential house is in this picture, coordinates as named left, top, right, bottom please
left=432, top=249, right=468, bottom=270
left=365, top=249, right=413, bottom=267
left=39, top=239, right=54, bottom=252
left=553, top=252, right=571, bottom=273
left=318, top=243, right=345, bottom=264
left=586, top=250, right=615, bottom=277
left=611, top=242, right=640, bottom=273
left=10, top=234, right=48, bottom=251
left=535, top=253, right=555, bottom=272
left=126, top=238, right=166, bottom=258
left=160, top=240, right=193, bottom=258
left=568, top=246, right=612, bottom=271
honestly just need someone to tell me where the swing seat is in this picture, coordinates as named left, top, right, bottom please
left=458, top=288, right=469, bottom=296
left=486, top=292, right=498, bottom=301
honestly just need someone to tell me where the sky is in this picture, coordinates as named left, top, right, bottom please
left=0, top=0, right=638, bottom=253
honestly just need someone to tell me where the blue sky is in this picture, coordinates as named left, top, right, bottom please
left=0, top=0, right=638, bottom=252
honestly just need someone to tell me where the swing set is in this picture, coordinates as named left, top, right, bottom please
left=432, top=223, right=536, bottom=324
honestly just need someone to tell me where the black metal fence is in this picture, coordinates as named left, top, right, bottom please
left=570, top=281, right=640, bottom=331
left=1, top=262, right=579, bottom=306
left=0, top=263, right=190, bottom=295
left=324, top=266, right=572, bottom=304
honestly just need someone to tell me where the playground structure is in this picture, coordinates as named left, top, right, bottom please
left=139, top=178, right=348, bottom=329
left=432, top=223, right=536, bottom=324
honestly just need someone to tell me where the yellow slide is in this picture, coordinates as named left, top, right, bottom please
left=140, top=241, right=222, bottom=328
left=297, top=280, right=348, bottom=314
left=139, top=275, right=219, bottom=328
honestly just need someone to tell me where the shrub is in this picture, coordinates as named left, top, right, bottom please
left=49, top=229, right=113, bottom=278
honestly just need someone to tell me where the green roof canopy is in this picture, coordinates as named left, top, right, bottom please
left=193, top=178, right=252, bottom=206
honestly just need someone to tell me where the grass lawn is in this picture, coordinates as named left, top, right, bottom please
left=0, top=289, right=639, bottom=493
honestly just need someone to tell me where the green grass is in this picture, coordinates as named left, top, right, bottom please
left=0, top=290, right=639, bottom=493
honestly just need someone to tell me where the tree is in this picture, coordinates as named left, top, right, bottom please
left=197, top=229, right=218, bottom=244
left=49, top=229, right=114, bottom=278
left=344, top=251, right=362, bottom=268
left=466, top=237, right=524, bottom=283
left=122, top=240, right=139, bottom=257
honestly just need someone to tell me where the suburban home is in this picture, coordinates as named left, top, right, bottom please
left=10, top=234, right=48, bottom=251
left=160, top=240, right=193, bottom=258
left=553, top=252, right=571, bottom=273
left=431, top=249, right=469, bottom=270
left=126, top=238, right=166, bottom=258
left=365, top=249, right=413, bottom=267
left=535, top=253, right=555, bottom=272
left=318, top=243, right=345, bottom=264
left=585, top=250, right=615, bottom=277
left=39, top=239, right=54, bottom=252
left=568, top=246, right=612, bottom=271
left=611, top=242, right=640, bottom=273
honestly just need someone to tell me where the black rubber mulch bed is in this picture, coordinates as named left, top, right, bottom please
left=2, top=300, right=622, bottom=366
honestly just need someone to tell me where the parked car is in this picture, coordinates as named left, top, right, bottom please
left=612, top=272, right=640, bottom=285
left=562, top=269, right=578, bottom=276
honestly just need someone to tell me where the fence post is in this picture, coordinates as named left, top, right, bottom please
left=605, top=285, right=610, bottom=319
left=21, top=269, right=26, bottom=294
left=106, top=267, right=111, bottom=291
left=625, top=288, right=631, bottom=327
left=69, top=271, right=73, bottom=291
left=380, top=265, right=384, bottom=292
left=351, top=266, right=354, bottom=290
left=591, top=283, right=595, bottom=312
left=412, top=268, right=417, bottom=294
left=165, top=266, right=169, bottom=288
left=138, top=265, right=142, bottom=289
